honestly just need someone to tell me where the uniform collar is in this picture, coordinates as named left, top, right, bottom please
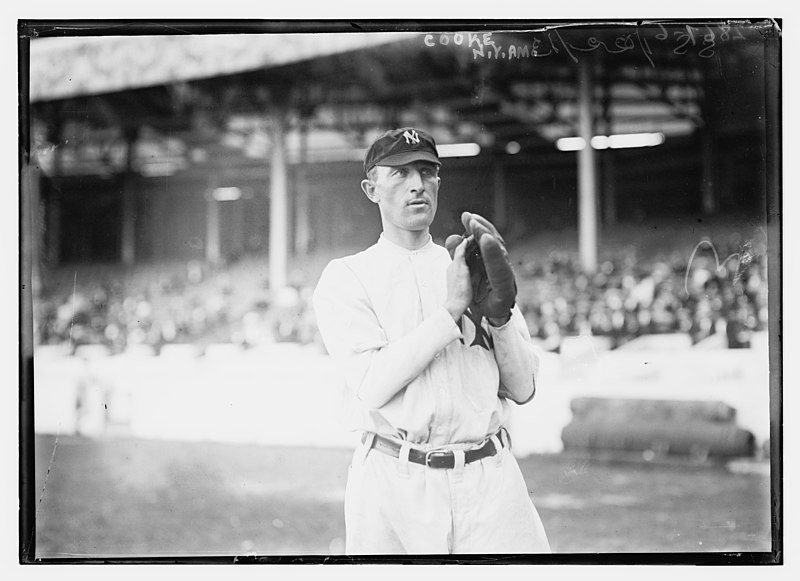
left=376, top=233, right=436, bottom=256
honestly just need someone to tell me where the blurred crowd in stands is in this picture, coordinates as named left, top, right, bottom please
left=34, top=239, right=768, bottom=356
left=516, top=242, right=767, bottom=351
left=34, top=259, right=319, bottom=355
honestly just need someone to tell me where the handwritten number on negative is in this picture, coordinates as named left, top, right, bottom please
left=699, top=26, right=716, bottom=58
left=673, top=25, right=697, bottom=55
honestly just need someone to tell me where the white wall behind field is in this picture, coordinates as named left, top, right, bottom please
left=33, top=332, right=771, bottom=457
left=509, top=333, right=771, bottom=455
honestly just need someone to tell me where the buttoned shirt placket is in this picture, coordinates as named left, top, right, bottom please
left=408, top=247, right=454, bottom=447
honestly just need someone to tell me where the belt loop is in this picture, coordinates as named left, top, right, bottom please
left=489, top=433, right=504, bottom=467
left=499, top=426, right=512, bottom=451
left=358, top=432, right=376, bottom=465
left=397, top=442, right=411, bottom=478
left=452, top=449, right=465, bottom=477
left=363, top=432, right=376, bottom=449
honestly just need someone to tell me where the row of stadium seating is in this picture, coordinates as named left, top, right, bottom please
left=517, top=247, right=767, bottom=351
left=33, top=235, right=767, bottom=355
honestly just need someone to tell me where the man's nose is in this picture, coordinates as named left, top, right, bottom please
left=407, top=169, right=424, bottom=191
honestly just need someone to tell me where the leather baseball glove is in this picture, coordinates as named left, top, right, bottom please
left=445, top=211, right=517, bottom=320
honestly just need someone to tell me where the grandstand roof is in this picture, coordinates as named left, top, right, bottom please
left=28, top=32, right=416, bottom=103
left=24, top=22, right=775, bottom=157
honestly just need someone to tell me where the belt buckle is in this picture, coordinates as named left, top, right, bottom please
left=425, top=449, right=454, bottom=469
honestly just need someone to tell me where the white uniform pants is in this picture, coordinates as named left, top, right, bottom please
left=344, top=434, right=551, bottom=555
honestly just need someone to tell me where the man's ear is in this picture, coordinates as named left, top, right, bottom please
left=361, top=179, right=379, bottom=203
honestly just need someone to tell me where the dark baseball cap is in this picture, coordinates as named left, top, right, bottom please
left=364, top=127, right=441, bottom=174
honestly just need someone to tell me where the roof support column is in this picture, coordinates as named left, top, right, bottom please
left=205, top=192, right=221, bottom=264
left=295, top=120, right=312, bottom=255
left=121, top=181, right=136, bottom=266
left=269, top=112, right=289, bottom=291
left=120, top=129, right=139, bottom=266
left=46, top=120, right=63, bottom=267
left=577, top=58, right=598, bottom=274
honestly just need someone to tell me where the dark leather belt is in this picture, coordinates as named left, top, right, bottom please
left=362, top=432, right=502, bottom=469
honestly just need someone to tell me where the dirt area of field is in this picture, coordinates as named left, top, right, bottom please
left=30, top=434, right=772, bottom=560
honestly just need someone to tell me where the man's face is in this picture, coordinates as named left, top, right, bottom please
left=362, top=161, right=441, bottom=237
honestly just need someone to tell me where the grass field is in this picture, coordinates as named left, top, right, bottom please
left=30, top=434, right=772, bottom=560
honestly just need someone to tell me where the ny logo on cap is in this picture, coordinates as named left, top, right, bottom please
left=403, top=129, right=420, bottom=145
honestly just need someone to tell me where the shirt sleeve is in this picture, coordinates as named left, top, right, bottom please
left=489, top=305, right=539, bottom=404
left=313, top=259, right=463, bottom=410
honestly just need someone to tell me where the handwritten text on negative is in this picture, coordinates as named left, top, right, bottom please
left=423, top=25, right=749, bottom=66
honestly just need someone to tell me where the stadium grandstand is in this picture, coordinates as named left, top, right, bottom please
left=23, top=23, right=776, bottom=357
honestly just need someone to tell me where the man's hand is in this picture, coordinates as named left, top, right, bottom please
left=444, top=237, right=474, bottom=322
left=445, top=212, right=517, bottom=322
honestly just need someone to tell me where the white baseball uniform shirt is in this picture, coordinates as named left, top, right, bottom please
left=313, top=233, right=550, bottom=554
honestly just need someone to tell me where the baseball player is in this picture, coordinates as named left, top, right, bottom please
left=313, top=127, right=550, bottom=555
